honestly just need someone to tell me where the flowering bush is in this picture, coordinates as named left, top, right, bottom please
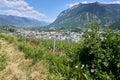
left=75, top=23, right=120, bottom=79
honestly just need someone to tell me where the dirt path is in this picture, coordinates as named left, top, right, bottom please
left=0, top=39, right=45, bottom=80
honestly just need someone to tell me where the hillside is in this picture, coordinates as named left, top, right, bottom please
left=0, top=15, right=48, bottom=27
left=0, top=25, right=120, bottom=79
left=49, top=2, right=120, bottom=29
left=0, top=39, right=45, bottom=80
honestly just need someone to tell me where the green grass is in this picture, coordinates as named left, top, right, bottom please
left=0, top=54, right=7, bottom=71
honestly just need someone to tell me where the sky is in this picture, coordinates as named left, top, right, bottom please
left=0, top=0, right=120, bottom=23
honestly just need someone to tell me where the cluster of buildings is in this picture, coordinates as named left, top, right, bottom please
left=15, top=29, right=81, bottom=43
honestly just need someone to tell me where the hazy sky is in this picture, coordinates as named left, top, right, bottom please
left=0, top=0, right=120, bottom=22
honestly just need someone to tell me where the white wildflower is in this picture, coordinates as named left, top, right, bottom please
left=81, top=64, right=85, bottom=69
left=90, top=69, right=95, bottom=73
left=75, top=65, right=78, bottom=69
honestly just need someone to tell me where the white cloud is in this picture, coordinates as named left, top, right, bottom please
left=66, top=1, right=120, bottom=8
left=0, top=0, right=54, bottom=22
left=66, top=2, right=79, bottom=8
left=104, top=1, right=120, bottom=4
left=81, top=1, right=120, bottom=4
left=81, top=1, right=88, bottom=4
left=66, top=1, right=93, bottom=8
left=0, top=10, right=22, bottom=16
left=81, top=1, right=97, bottom=4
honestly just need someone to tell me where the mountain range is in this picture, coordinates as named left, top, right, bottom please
left=0, top=2, right=120, bottom=29
left=49, top=2, right=120, bottom=29
left=0, top=15, right=48, bottom=27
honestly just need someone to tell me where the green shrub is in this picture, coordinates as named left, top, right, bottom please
left=75, top=24, right=120, bottom=79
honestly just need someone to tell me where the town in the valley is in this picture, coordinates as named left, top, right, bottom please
left=15, top=29, right=81, bottom=43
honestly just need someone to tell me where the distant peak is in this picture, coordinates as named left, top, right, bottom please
left=94, top=1, right=100, bottom=4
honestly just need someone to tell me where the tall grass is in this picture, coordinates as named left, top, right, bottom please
left=0, top=54, right=7, bottom=71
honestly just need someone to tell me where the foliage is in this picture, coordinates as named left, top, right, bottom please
left=0, top=34, right=17, bottom=43
left=75, top=22, right=120, bottom=79
left=0, top=55, right=7, bottom=71
left=18, top=42, right=44, bottom=65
